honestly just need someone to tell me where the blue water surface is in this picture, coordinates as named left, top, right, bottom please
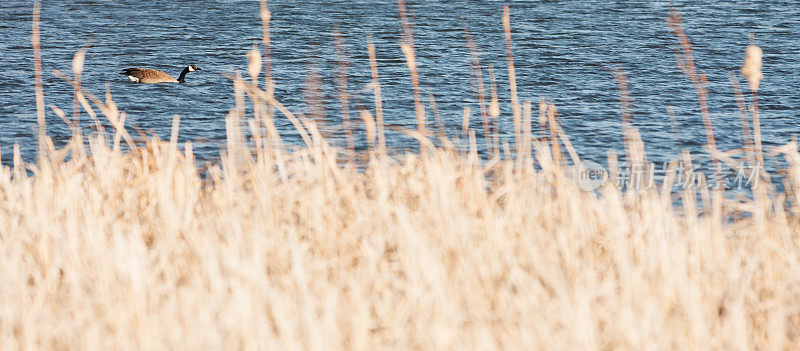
left=1, top=1, right=798, bottom=171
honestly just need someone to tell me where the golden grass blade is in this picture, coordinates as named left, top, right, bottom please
left=461, top=106, right=471, bottom=138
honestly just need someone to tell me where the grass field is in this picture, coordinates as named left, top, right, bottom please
left=2, top=2, right=799, bottom=350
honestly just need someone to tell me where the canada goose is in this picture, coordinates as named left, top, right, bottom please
left=120, top=64, right=201, bottom=83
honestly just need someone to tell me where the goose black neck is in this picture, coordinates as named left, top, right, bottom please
left=177, top=67, right=190, bottom=83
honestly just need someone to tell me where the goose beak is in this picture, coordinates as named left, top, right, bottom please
left=196, top=67, right=202, bottom=71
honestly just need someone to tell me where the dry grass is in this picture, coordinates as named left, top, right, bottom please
left=4, top=113, right=800, bottom=350
left=3, top=3, right=800, bottom=350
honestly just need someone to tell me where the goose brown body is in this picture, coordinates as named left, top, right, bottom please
left=120, top=64, right=200, bottom=84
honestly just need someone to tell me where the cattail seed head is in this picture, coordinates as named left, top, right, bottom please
left=741, top=44, right=763, bottom=92
left=489, top=95, right=500, bottom=119
left=72, top=49, right=85, bottom=76
left=360, top=109, right=376, bottom=144
left=247, top=47, right=262, bottom=80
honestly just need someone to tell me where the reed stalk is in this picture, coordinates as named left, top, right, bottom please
left=398, top=0, right=427, bottom=152
left=32, top=0, right=46, bottom=158
left=333, top=29, right=355, bottom=160
left=366, top=34, right=387, bottom=156
left=666, top=11, right=717, bottom=154
left=502, top=6, right=522, bottom=162
left=464, top=28, right=492, bottom=158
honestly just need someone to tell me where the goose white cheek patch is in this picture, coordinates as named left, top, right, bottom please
left=126, top=75, right=139, bottom=82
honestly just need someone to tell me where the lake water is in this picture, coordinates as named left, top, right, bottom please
left=2, top=1, right=799, bottom=174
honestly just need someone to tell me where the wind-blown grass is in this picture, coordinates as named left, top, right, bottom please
left=3, top=119, right=799, bottom=350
